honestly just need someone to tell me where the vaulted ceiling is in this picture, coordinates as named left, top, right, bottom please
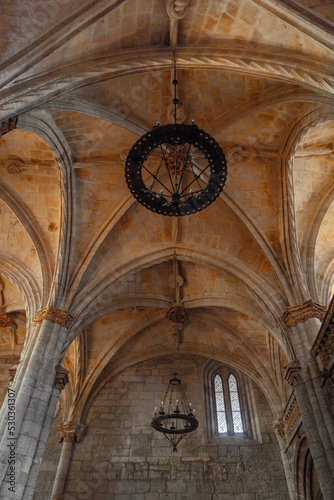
left=0, top=0, right=333, bottom=418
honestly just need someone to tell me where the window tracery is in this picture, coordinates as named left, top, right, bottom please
left=213, top=371, right=244, bottom=435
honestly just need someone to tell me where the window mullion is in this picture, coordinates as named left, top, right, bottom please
left=223, top=376, right=234, bottom=435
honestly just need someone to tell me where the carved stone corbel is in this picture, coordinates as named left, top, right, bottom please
left=54, top=365, right=69, bottom=391
left=282, top=299, right=326, bottom=327
left=284, top=360, right=302, bottom=387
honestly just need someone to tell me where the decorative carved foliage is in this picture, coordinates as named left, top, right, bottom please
left=282, top=300, right=327, bottom=327
left=166, top=305, right=189, bottom=323
left=33, top=307, right=74, bottom=328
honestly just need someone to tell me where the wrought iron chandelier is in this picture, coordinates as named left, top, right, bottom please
left=125, top=56, right=227, bottom=216
left=151, top=373, right=198, bottom=452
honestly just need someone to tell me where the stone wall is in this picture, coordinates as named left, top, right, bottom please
left=50, top=356, right=289, bottom=500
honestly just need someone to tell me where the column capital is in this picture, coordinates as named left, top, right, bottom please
left=8, top=365, right=18, bottom=387
left=33, top=307, right=74, bottom=329
left=284, top=360, right=302, bottom=387
left=54, top=364, right=69, bottom=391
left=282, top=299, right=326, bottom=327
left=56, top=422, right=87, bottom=444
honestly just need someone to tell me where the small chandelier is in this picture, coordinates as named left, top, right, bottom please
left=151, top=373, right=199, bottom=452
left=125, top=56, right=227, bottom=216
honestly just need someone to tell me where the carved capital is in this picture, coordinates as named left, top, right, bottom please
left=284, top=360, right=302, bottom=387
left=166, top=305, right=189, bottom=323
left=33, top=307, right=74, bottom=328
left=0, top=116, right=17, bottom=137
left=282, top=300, right=326, bottom=327
left=8, top=365, right=18, bottom=387
left=57, top=422, right=87, bottom=444
left=54, top=364, right=69, bottom=391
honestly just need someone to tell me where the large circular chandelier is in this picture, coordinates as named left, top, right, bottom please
left=151, top=373, right=199, bottom=452
left=125, top=59, right=227, bottom=216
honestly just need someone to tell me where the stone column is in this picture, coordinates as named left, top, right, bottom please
left=23, top=367, right=70, bottom=499
left=284, top=360, right=334, bottom=498
left=282, top=301, right=334, bottom=499
left=273, top=420, right=295, bottom=500
left=50, top=423, right=87, bottom=500
left=0, top=307, right=74, bottom=500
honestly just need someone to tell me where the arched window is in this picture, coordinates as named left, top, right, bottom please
left=214, top=374, right=227, bottom=433
left=214, top=371, right=244, bottom=435
left=228, top=373, right=243, bottom=433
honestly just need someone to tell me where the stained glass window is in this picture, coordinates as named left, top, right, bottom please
left=228, top=374, right=243, bottom=433
left=214, top=374, right=227, bottom=433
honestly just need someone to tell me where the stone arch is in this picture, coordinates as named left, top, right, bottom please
left=3, top=45, right=334, bottom=120
left=66, top=301, right=288, bottom=426
left=64, top=141, right=293, bottom=307
left=76, top=348, right=283, bottom=429
left=202, top=359, right=274, bottom=443
left=281, top=107, right=334, bottom=305
left=68, top=245, right=289, bottom=337
left=0, top=252, right=41, bottom=333
left=0, top=176, right=53, bottom=304
left=295, top=434, right=323, bottom=500
left=16, top=110, right=75, bottom=307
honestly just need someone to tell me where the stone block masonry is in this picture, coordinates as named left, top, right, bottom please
left=33, top=356, right=289, bottom=499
